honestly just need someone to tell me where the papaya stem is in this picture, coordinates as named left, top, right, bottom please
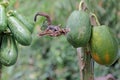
left=77, top=48, right=84, bottom=80
left=77, top=46, right=94, bottom=80
left=0, top=0, right=9, bottom=7
left=7, top=10, right=14, bottom=17
left=78, top=0, right=95, bottom=80
left=0, top=63, right=2, bottom=80
left=90, top=13, right=100, bottom=26
left=79, top=0, right=88, bottom=11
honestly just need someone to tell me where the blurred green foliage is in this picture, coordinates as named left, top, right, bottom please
left=1, top=0, right=120, bottom=80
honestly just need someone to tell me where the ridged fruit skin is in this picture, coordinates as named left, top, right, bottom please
left=0, top=5, right=7, bottom=32
left=8, top=16, right=32, bottom=46
left=0, top=35, right=18, bottom=66
left=12, top=11, right=34, bottom=33
left=90, top=25, right=118, bottom=66
left=66, top=10, right=91, bottom=48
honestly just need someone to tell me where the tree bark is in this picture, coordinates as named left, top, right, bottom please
left=77, top=47, right=94, bottom=80
left=0, top=63, right=2, bottom=80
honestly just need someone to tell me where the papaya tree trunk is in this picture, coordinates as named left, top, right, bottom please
left=76, top=0, right=96, bottom=80
left=77, top=47, right=94, bottom=80
left=0, top=63, right=2, bottom=80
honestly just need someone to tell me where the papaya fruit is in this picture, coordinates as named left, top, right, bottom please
left=0, top=35, right=18, bottom=66
left=90, top=25, right=118, bottom=66
left=66, top=10, right=91, bottom=48
left=11, top=11, right=34, bottom=33
left=0, top=4, right=7, bottom=32
left=7, top=16, right=32, bottom=46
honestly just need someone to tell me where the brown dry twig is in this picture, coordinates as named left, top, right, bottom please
left=34, top=12, right=70, bottom=37
left=39, top=25, right=70, bottom=37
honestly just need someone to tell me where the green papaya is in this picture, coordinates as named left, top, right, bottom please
left=66, top=10, right=91, bottom=48
left=0, top=4, right=7, bottom=32
left=8, top=16, right=32, bottom=46
left=12, top=11, right=34, bottom=33
left=90, top=25, right=118, bottom=66
left=0, top=35, right=18, bottom=66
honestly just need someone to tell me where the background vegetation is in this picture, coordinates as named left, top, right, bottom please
left=2, top=0, right=120, bottom=80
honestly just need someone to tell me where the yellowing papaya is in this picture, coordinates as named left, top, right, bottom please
left=66, top=10, right=91, bottom=48
left=0, top=35, right=18, bottom=66
left=90, top=25, right=118, bottom=66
